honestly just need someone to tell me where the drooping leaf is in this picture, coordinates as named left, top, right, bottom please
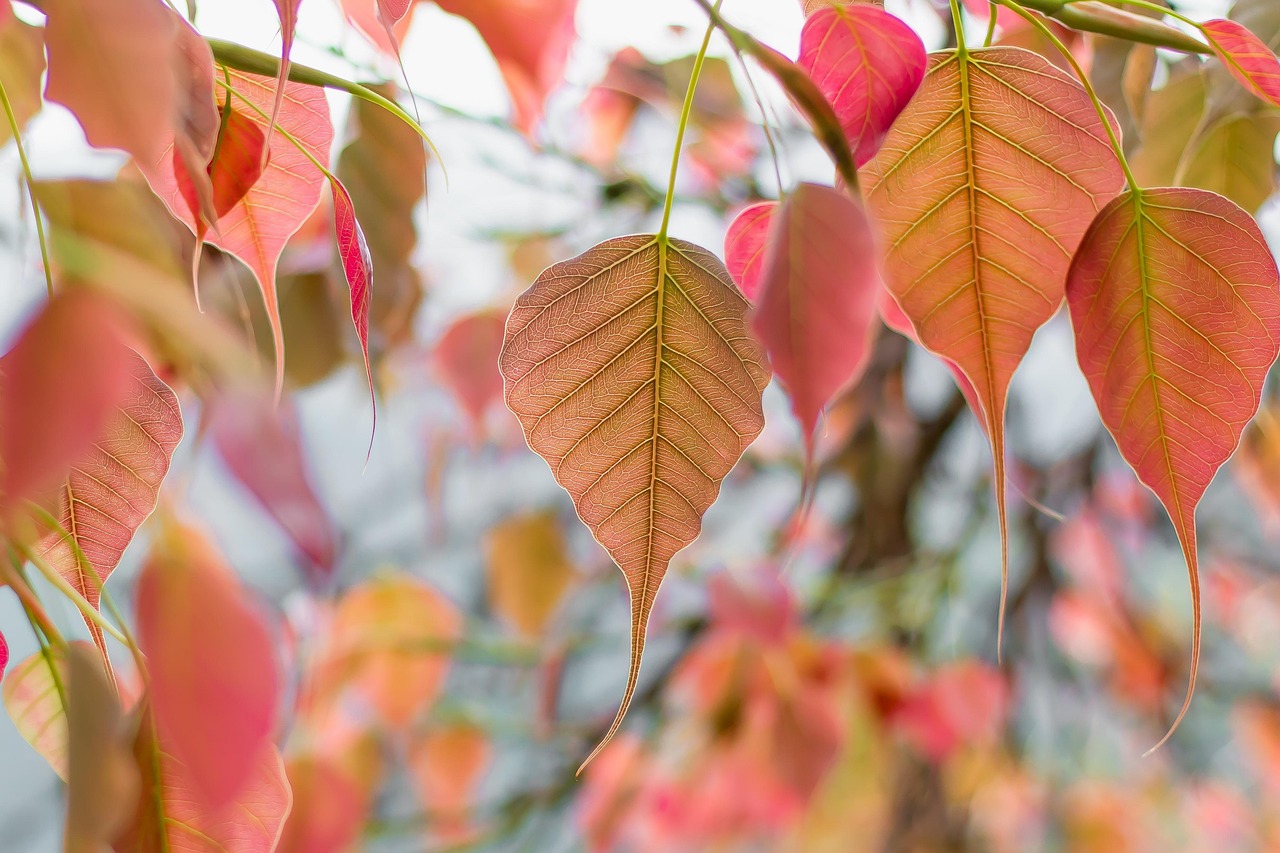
left=753, top=182, right=881, bottom=457
left=1065, top=187, right=1280, bottom=747
left=309, top=572, right=462, bottom=730
left=330, top=176, right=376, bottom=446
left=64, top=645, right=139, bottom=853
left=116, top=707, right=291, bottom=853
left=338, top=0, right=415, bottom=54
left=434, top=0, right=579, bottom=136
left=408, top=724, right=491, bottom=844
left=1203, top=18, right=1280, bottom=108
left=146, top=70, right=334, bottom=396
left=209, top=390, right=337, bottom=584
left=797, top=5, right=926, bottom=167
left=175, top=106, right=269, bottom=244
left=485, top=510, right=578, bottom=639
left=723, top=201, right=774, bottom=301
left=270, top=0, right=303, bottom=152
left=0, top=290, right=136, bottom=521
left=862, top=47, right=1125, bottom=646
left=434, top=310, right=506, bottom=431
left=36, top=350, right=183, bottom=661
left=0, top=10, right=46, bottom=147
left=135, top=521, right=282, bottom=809
left=499, top=235, right=770, bottom=768
left=1, top=642, right=88, bottom=779
left=41, top=0, right=177, bottom=167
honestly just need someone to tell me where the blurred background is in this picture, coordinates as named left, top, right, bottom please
left=5, top=0, right=1280, bottom=850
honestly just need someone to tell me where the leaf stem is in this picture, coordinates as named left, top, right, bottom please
left=0, top=76, right=53, bottom=297
left=658, top=1, right=722, bottom=240
left=950, top=0, right=969, bottom=57
left=19, top=542, right=130, bottom=647
left=1, top=552, right=64, bottom=648
left=1011, top=0, right=1210, bottom=54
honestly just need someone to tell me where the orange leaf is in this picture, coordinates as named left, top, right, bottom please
left=408, top=724, right=491, bottom=844
left=2, top=641, right=90, bottom=779
left=135, top=522, right=282, bottom=809
left=434, top=310, right=507, bottom=431
left=1066, top=186, right=1280, bottom=749
left=434, top=0, right=578, bottom=136
left=278, top=753, right=369, bottom=853
left=499, top=236, right=770, bottom=769
left=484, top=510, right=577, bottom=638
left=36, top=351, right=182, bottom=662
left=1203, top=18, right=1280, bottom=108
left=862, top=47, right=1125, bottom=650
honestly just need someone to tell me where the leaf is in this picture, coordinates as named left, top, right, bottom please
left=209, top=390, right=337, bottom=583
left=434, top=310, right=507, bottom=431
left=64, top=645, right=139, bottom=853
left=170, top=14, right=220, bottom=226
left=330, top=175, right=376, bottom=447
left=0, top=10, right=46, bottom=147
left=723, top=202, right=774, bottom=301
left=117, top=708, right=291, bottom=853
left=338, top=0, right=415, bottom=54
left=797, top=5, right=927, bottom=167
left=485, top=510, right=577, bottom=639
left=434, top=0, right=579, bottom=136
left=0, top=629, right=6, bottom=679
left=136, top=521, right=282, bottom=809
left=1065, top=187, right=1280, bottom=748
left=1130, top=71, right=1206, bottom=188
left=1203, top=18, right=1280, bottom=108
left=41, top=0, right=177, bottom=167
left=1179, top=113, right=1280, bottom=214
left=408, top=724, right=491, bottom=844
left=278, top=753, right=368, bottom=853
left=0, top=290, right=136, bottom=521
left=499, top=235, right=770, bottom=769
left=175, top=106, right=269, bottom=240
left=270, top=0, right=303, bottom=152
left=1, top=642, right=89, bottom=779
left=862, top=47, right=1125, bottom=647
left=310, top=572, right=462, bottom=730
left=753, top=183, right=881, bottom=456
left=36, top=350, right=183, bottom=661
left=146, top=70, right=334, bottom=397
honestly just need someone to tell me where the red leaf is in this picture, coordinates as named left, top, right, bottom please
left=0, top=291, right=135, bottom=518
left=209, top=390, right=337, bottom=583
left=42, top=0, right=177, bottom=167
left=1066, top=187, right=1280, bottom=748
left=146, top=70, right=333, bottom=397
left=135, top=522, right=282, bottom=809
left=330, top=176, right=376, bottom=448
left=270, top=0, right=304, bottom=151
left=0, top=630, right=7, bottom=679
left=724, top=201, right=775, bottom=301
left=878, top=289, right=982, bottom=425
left=175, top=107, right=269, bottom=239
left=752, top=183, right=881, bottom=453
left=798, top=5, right=927, bottom=166
left=434, top=310, right=507, bottom=431
left=170, top=14, right=220, bottom=227
left=1203, top=18, right=1280, bottom=108
left=435, top=0, right=578, bottom=135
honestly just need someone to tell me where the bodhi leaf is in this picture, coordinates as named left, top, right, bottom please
left=499, top=235, right=770, bottom=770
left=862, top=46, right=1125, bottom=648
left=1203, top=18, right=1280, bottom=109
left=1066, top=187, right=1280, bottom=749
left=724, top=201, right=774, bottom=301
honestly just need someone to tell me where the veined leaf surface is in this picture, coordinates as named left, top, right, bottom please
left=862, top=47, right=1125, bottom=644
left=1203, top=18, right=1280, bottom=108
left=1066, top=187, right=1280, bottom=747
left=499, top=235, right=770, bottom=769
left=724, top=201, right=774, bottom=301
left=2, top=642, right=87, bottom=780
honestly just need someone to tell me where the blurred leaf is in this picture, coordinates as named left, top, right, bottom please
left=723, top=202, right=773, bottom=301
left=1179, top=112, right=1280, bottom=213
left=1, top=642, right=89, bottom=780
left=1131, top=72, right=1206, bottom=187
left=484, top=510, right=577, bottom=639
left=338, top=0, right=414, bottom=54
left=278, top=752, right=369, bottom=853
left=433, top=310, right=506, bottom=432
left=408, top=724, right=491, bottom=844
left=0, top=10, right=45, bottom=146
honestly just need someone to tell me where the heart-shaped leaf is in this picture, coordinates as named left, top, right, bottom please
left=499, top=235, right=770, bottom=769
left=723, top=201, right=774, bottom=301
left=1066, top=187, right=1280, bottom=747
left=798, top=4, right=927, bottom=166
left=862, top=47, right=1125, bottom=646
left=1203, top=18, right=1280, bottom=108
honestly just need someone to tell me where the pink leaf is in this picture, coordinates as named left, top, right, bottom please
left=174, top=106, right=269, bottom=239
left=0, top=291, right=135, bottom=519
left=339, top=0, right=415, bottom=54
left=0, top=630, right=7, bottom=680
left=752, top=183, right=882, bottom=453
left=209, top=390, right=337, bottom=583
left=1203, top=18, right=1280, bottom=108
left=42, top=0, right=177, bottom=167
left=434, top=310, right=506, bottom=431
left=798, top=4, right=927, bottom=166
left=135, top=522, right=281, bottom=810
left=724, top=201, right=775, bottom=301
left=330, top=176, right=376, bottom=450
left=270, top=0, right=304, bottom=151
left=434, top=0, right=578, bottom=136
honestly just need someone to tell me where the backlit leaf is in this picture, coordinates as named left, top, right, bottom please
left=270, top=0, right=303, bottom=152
left=434, top=0, right=579, bottom=136
left=37, top=350, right=183, bottom=661
left=1, top=642, right=88, bottom=779
left=798, top=5, right=926, bottom=167
left=42, top=0, right=177, bottom=167
left=136, top=522, right=282, bottom=809
left=330, top=176, right=376, bottom=445
left=499, top=235, right=770, bottom=768
left=0, top=291, right=136, bottom=521
left=170, top=14, right=220, bottom=226
left=862, top=47, right=1125, bottom=645
left=1065, top=187, right=1280, bottom=747
left=434, top=310, right=506, bottom=431
left=117, top=707, right=291, bottom=853
left=278, top=753, right=368, bottom=853
left=485, top=510, right=577, bottom=639
left=209, top=390, right=337, bottom=584
left=723, top=201, right=774, bottom=301
left=175, top=106, right=269, bottom=241
left=1203, top=18, right=1280, bottom=108
left=338, top=0, right=415, bottom=54
left=0, top=10, right=46, bottom=147
left=753, top=182, right=881, bottom=456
